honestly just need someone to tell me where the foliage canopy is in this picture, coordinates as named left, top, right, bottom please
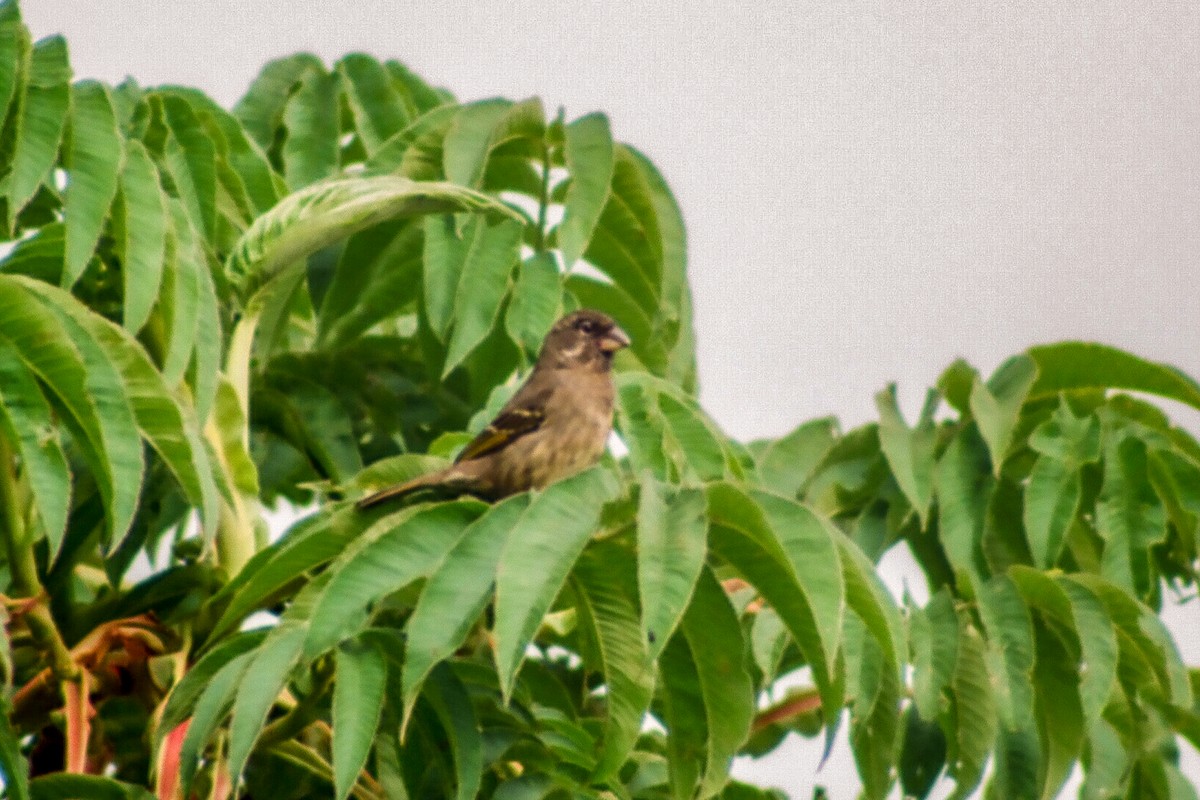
left=0, top=3, right=1197, bottom=798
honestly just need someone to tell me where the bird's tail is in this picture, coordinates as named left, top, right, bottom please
left=355, top=469, right=453, bottom=510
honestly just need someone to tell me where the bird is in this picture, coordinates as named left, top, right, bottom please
left=356, top=309, right=630, bottom=508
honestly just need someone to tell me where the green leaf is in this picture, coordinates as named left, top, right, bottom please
left=617, top=372, right=742, bottom=483
left=755, top=417, right=838, bottom=498
left=493, top=467, right=618, bottom=699
left=1095, top=435, right=1166, bottom=596
left=1079, top=720, right=1127, bottom=800
left=401, top=495, right=528, bottom=727
left=1023, top=455, right=1082, bottom=569
left=1068, top=574, right=1191, bottom=708
left=834, top=526, right=905, bottom=669
left=969, top=354, right=1038, bottom=476
left=442, top=216, right=524, bottom=376
left=1028, top=341, right=1200, bottom=412
left=583, top=145, right=663, bottom=316
left=0, top=692, right=30, bottom=800
left=28, top=774, right=154, bottom=800
left=935, top=425, right=992, bottom=588
left=899, top=705, right=947, bottom=799
left=159, top=200, right=201, bottom=385
left=232, top=52, right=323, bottom=150
left=332, top=637, right=388, bottom=800
left=505, top=252, right=563, bottom=355
left=304, top=501, right=483, bottom=658
left=316, top=219, right=423, bottom=346
left=948, top=617, right=997, bottom=800
left=442, top=98, right=514, bottom=188
left=0, top=275, right=143, bottom=547
left=1031, top=622, right=1084, bottom=800
left=976, top=576, right=1036, bottom=732
left=205, top=509, right=351, bottom=640
left=558, top=112, right=614, bottom=269
left=846, top=618, right=901, bottom=800
left=705, top=483, right=842, bottom=757
left=7, top=35, right=70, bottom=228
left=189, top=231, right=221, bottom=422
left=336, top=53, right=409, bottom=154
left=227, top=624, right=308, bottom=785
left=159, top=630, right=269, bottom=743
left=571, top=539, right=655, bottom=780
left=63, top=80, right=122, bottom=287
left=988, top=725, right=1040, bottom=800
left=282, top=66, right=339, bottom=190
left=0, top=4, right=26, bottom=160
left=1057, top=580, right=1118, bottom=729
left=658, top=632, right=706, bottom=800
left=909, top=589, right=958, bottom=721
left=227, top=175, right=521, bottom=301
left=0, top=337, right=70, bottom=552
left=751, top=491, right=845, bottom=678
left=665, top=567, right=754, bottom=799
left=16, top=275, right=219, bottom=542
left=113, top=139, right=166, bottom=333
left=178, top=649, right=256, bottom=791
left=636, top=477, right=707, bottom=659
left=159, top=93, right=217, bottom=241
left=875, top=385, right=937, bottom=527
left=938, top=359, right=979, bottom=414
left=623, top=144, right=695, bottom=390
left=422, top=664, right=483, bottom=800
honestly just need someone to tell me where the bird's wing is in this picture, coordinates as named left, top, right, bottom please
left=455, top=383, right=552, bottom=463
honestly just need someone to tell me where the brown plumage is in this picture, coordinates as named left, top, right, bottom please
left=356, top=309, right=630, bottom=508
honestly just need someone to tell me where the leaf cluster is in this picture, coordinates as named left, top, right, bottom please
left=0, top=1, right=1196, bottom=798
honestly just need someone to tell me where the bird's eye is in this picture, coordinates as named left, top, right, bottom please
left=576, top=319, right=596, bottom=333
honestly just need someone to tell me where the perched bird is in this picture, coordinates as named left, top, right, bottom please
left=356, top=309, right=630, bottom=508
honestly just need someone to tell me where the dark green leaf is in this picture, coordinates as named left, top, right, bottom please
left=899, top=706, right=946, bottom=799
left=28, top=774, right=154, bottom=800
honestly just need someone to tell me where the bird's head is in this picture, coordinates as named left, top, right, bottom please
left=538, top=309, right=631, bottom=370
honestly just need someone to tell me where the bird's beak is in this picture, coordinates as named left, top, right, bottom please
left=598, top=325, right=631, bottom=354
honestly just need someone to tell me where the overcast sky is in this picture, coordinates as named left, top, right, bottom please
left=26, top=1, right=1200, bottom=796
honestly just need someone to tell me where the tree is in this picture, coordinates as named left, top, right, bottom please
left=0, top=2, right=1197, bottom=797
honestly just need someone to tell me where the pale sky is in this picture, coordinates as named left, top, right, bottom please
left=26, top=1, right=1200, bottom=796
